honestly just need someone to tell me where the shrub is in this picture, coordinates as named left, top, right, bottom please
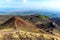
left=34, top=14, right=47, bottom=20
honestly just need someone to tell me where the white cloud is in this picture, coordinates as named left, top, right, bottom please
left=6, top=0, right=12, bottom=2
left=23, top=0, right=27, bottom=3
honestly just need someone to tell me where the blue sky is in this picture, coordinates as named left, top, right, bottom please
left=0, top=0, right=60, bottom=11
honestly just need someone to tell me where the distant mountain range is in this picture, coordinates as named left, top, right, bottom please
left=0, top=10, right=60, bottom=18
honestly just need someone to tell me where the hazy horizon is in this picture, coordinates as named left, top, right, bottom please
left=0, top=0, right=60, bottom=16
left=0, top=0, right=60, bottom=10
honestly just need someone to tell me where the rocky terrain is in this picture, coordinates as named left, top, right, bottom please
left=0, top=14, right=60, bottom=40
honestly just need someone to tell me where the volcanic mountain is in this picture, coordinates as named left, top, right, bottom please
left=0, top=15, right=60, bottom=40
left=0, top=16, right=40, bottom=33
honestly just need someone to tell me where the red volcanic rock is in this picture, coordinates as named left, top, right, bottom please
left=1, top=16, right=37, bottom=31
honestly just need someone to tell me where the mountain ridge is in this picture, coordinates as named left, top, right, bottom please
left=0, top=15, right=60, bottom=40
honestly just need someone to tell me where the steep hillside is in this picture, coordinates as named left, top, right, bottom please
left=0, top=15, right=60, bottom=40
left=50, top=18, right=60, bottom=26
left=0, top=16, right=41, bottom=33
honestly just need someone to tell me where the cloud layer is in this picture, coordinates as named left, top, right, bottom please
left=0, top=0, right=60, bottom=11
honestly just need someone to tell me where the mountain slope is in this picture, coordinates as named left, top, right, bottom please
left=0, top=16, right=41, bottom=33
left=0, top=15, right=60, bottom=40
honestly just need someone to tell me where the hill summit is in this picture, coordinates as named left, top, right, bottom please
left=0, top=16, right=40, bottom=33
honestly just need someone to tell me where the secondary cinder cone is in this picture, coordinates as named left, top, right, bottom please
left=0, top=16, right=40, bottom=33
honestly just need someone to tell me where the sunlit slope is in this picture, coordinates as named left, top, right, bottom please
left=0, top=29, right=60, bottom=40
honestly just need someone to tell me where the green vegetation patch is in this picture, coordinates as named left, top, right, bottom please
left=34, top=14, right=49, bottom=20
